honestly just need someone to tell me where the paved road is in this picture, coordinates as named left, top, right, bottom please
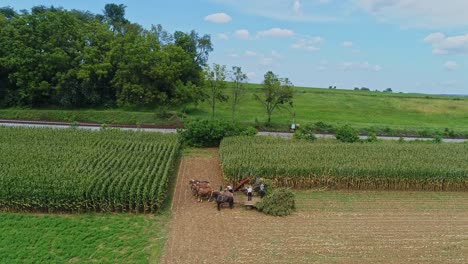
left=0, top=120, right=177, bottom=133
left=257, top=131, right=467, bottom=143
left=1, top=120, right=466, bottom=143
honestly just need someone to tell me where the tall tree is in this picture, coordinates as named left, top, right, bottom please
left=254, top=71, right=294, bottom=125
left=112, top=24, right=161, bottom=107
left=0, top=7, right=86, bottom=106
left=0, top=5, right=212, bottom=108
left=103, top=4, right=128, bottom=34
left=204, top=64, right=228, bottom=119
left=174, top=30, right=212, bottom=68
left=75, top=17, right=115, bottom=107
left=230, top=66, right=247, bottom=119
left=0, top=6, right=16, bottom=19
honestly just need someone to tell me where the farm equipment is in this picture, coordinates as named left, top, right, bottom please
left=233, top=178, right=251, bottom=192
left=232, top=178, right=265, bottom=208
left=233, top=178, right=262, bottom=195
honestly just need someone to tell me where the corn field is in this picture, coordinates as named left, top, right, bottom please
left=0, top=127, right=180, bottom=213
left=220, top=136, right=468, bottom=191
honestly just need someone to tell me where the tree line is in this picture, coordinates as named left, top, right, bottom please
left=0, top=4, right=294, bottom=126
left=0, top=4, right=211, bottom=108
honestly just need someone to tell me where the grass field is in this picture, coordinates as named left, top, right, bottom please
left=193, top=84, right=468, bottom=134
left=0, top=213, right=169, bottom=263
left=220, top=136, right=468, bottom=190
left=0, top=127, right=180, bottom=212
left=2, top=85, right=468, bottom=136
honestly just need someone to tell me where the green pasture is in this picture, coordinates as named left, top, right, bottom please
left=2, top=85, right=468, bottom=136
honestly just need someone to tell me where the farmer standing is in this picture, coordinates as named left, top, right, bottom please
left=259, top=183, right=265, bottom=198
left=247, top=185, right=253, bottom=201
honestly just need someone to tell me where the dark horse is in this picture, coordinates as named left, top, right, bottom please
left=210, top=191, right=234, bottom=211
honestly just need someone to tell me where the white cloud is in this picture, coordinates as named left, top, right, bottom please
left=227, top=53, right=239, bottom=58
left=257, top=28, right=294, bottom=38
left=317, top=65, right=327, bottom=71
left=245, top=50, right=258, bottom=57
left=246, top=72, right=257, bottom=80
left=440, top=80, right=457, bottom=86
left=292, top=42, right=319, bottom=52
left=217, top=33, right=229, bottom=40
left=213, top=0, right=337, bottom=22
left=343, top=41, right=353, bottom=47
left=339, top=61, right=382, bottom=72
left=214, top=0, right=468, bottom=27
left=291, top=36, right=324, bottom=52
left=316, top=60, right=328, bottom=71
left=353, top=0, right=468, bottom=28
left=234, top=29, right=250, bottom=39
left=444, top=61, right=459, bottom=71
left=424, top=32, right=445, bottom=43
left=260, top=57, right=274, bottom=66
left=340, top=62, right=353, bottom=70
left=424, top=32, right=468, bottom=55
left=271, top=50, right=283, bottom=59
left=243, top=50, right=281, bottom=67
left=293, top=0, right=302, bottom=15
left=204, top=12, right=232, bottom=23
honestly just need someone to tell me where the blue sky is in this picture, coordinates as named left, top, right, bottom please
left=2, top=0, right=468, bottom=94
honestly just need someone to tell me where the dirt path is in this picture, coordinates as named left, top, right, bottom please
left=160, top=149, right=231, bottom=263
left=160, top=150, right=468, bottom=263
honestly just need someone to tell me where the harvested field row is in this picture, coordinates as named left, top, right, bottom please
left=161, top=151, right=468, bottom=263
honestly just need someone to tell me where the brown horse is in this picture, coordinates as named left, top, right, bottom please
left=196, top=183, right=211, bottom=195
left=189, top=179, right=210, bottom=185
left=189, top=181, right=198, bottom=196
left=196, top=186, right=213, bottom=202
left=189, top=180, right=210, bottom=196
left=210, top=191, right=234, bottom=210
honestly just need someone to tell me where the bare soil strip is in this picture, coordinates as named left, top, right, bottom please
left=160, top=150, right=468, bottom=263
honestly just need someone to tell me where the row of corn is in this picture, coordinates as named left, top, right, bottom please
left=0, top=127, right=180, bottom=213
left=219, top=136, right=468, bottom=191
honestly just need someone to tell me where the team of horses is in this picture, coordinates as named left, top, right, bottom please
left=189, top=179, right=234, bottom=210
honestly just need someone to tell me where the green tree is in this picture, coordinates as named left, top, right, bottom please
left=0, top=5, right=211, bottom=109
left=336, top=125, right=359, bottom=143
left=0, top=6, right=16, bottom=19
left=112, top=24, right=163, bottom=107
left=204, top=64, right=228, bottom=119
left=0, top=7, right=86, bottom=106
left=152, top=24, right=173, bottom=45
left=254, top=71, right=294, bottom=125
left=74, top=18, right=115, bottom=107
left=174, top=30, right=212, bottom=68
left=171, top=81, right=204, bottom=112
left=230, top=66, right=247, bottom=119
left=103, top=4, right=128, bottom=34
